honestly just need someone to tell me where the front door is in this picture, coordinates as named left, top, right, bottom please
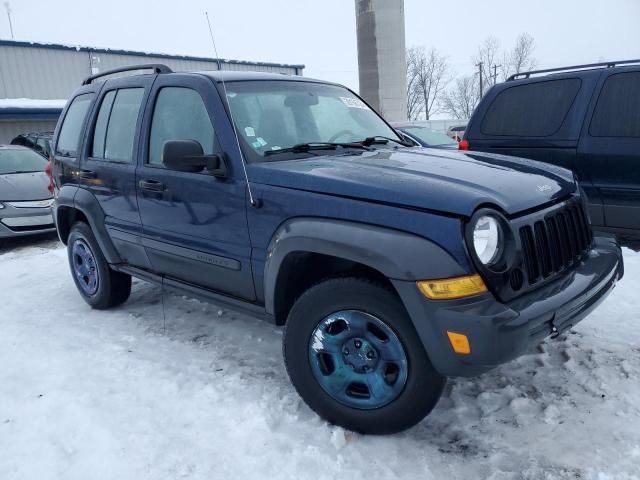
left=579, top=69, right=640, bottom=233
left=136, top=74, right=255, bottom=301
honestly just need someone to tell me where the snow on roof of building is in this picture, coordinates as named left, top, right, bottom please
left=0, top=99, right=67, bottom=110
left=0, top=39, right=305, bottom=70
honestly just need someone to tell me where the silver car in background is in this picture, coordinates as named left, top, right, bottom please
left=0, top=145, right=55, bottom=246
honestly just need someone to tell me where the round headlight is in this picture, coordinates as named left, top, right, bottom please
left=473, top=215, right=502, bottom=265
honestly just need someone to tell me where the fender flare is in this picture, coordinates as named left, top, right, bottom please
left=54, top=185, right=122, bottom=264
left=263, top=217, right=467, bottom=316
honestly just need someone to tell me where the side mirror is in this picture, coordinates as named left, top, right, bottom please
left=161, top=139, right=226, bottom=177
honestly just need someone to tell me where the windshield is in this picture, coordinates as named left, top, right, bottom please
left=402, top=127, right=457, bottom=147
left=0, top=148, right=47, bottom=174
left=224, top=80, right=402, bottom=160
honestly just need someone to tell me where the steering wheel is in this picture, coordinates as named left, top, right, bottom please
left=328, top=130, right=356, bottom=143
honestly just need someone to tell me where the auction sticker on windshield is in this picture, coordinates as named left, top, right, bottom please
left=340, top=97, right=369, bottom=109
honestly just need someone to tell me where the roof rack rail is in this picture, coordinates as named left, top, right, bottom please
left=507, top=59, right=640, bottom=81
left=82, top=64, right=173, bottom=85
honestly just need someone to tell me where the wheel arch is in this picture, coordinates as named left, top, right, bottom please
left=264, top=218, right=468, bottom=325
left=54, top=185, right=122, bottom=264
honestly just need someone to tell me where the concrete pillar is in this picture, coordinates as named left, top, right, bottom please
left=355, top=0, right=407, bottom=122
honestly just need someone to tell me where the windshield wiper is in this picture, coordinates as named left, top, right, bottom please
left=263, top=142, right=370, bottom=157
left=10, top=170, right=41, bottom=174
left=359, top=136, right=413, bottom=147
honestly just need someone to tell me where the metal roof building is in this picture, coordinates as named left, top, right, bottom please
left=0, top=39, right=304, bottom=143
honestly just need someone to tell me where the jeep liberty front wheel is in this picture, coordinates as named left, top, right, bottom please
left=67, top=222, right=131, bottom=309
left=283, top=277, right=445, bottom=434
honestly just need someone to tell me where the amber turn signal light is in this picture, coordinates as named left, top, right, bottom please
left=416, top=274, right=487, bottom=300
left=447, top=331, right=471, bottom=355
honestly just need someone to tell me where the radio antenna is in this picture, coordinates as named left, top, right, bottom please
left=205, top=11, right=257, bottom=207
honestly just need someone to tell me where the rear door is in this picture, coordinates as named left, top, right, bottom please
left=78, top=75, right=153, bottom=268
left=52, top=88, right=97, bottom=189
left=136, top=74, right=255, bottom=300
left=578, top=69, right=640, bottom=233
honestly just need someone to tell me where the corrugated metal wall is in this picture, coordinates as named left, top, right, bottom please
left=0, top=45, right=90, bottom=100
left=0, top=41, right=303, bottom=100
left=92, top=52, right=297, bottom=75
left=0, top=120, right=58, bottom=144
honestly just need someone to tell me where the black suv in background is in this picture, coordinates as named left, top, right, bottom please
left=463, top=60, right=640, bottom=247
left=11, top=132, right=53, bottom=158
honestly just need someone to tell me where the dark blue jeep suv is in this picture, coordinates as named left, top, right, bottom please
left=50, top=64, right=623, bottom=434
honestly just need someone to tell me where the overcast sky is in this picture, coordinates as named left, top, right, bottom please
left=2, top=0, right=639, bottom=92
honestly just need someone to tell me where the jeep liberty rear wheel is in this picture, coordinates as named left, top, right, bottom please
left=283, top=277, right=445, bottom=434
left=67, top=222, right=131, bottom=309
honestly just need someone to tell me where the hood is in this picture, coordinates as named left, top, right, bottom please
left=248, top=148, right=576, bottom=217
left=0, top=171, right=52, bottom=202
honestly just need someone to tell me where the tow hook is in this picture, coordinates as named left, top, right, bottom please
left=550, top=319, right=573, bottom=339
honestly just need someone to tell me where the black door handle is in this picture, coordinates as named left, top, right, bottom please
left=138, top=179, right=165, bottom=192
left=77, top=169, right=97, bottom=179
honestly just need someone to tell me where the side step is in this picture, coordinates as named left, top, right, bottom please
left=113, top=264, right=274, bottom=323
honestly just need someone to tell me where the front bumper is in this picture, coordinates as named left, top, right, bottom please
left=393, top=234, right=623, bottom=377
left=0, top=204, right=56, bottom=238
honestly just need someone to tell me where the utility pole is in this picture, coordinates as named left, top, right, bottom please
left=491, top=64, right=502, bottom=85
left=4, top=2, right=14, bottom=40
left=476, top=61, right=484, bottom=98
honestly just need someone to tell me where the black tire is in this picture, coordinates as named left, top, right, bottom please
left=67, top=222, right=131, bottom=309
left=283, top=277, right=445, bottom=434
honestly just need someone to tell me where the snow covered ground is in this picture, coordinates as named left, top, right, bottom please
left=1, top=237, right=639, bottom=480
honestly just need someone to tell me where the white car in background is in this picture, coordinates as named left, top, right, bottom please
left=446, top=125, right=467, bottom=141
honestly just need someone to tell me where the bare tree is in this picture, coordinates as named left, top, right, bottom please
left=441, top=75, right=481, bottom=120
left=406, top=47, right=424, bottom=121
left=405, top=46, right=450, bottom=120
left=473, top=36, right=501, bottom=90
left=439, top=33, right=538, bottom=120
left=502, top=33, right=537, bottom=79
left=416, top=48, right=450, bottom=120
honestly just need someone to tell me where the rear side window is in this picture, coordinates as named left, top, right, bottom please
left=36, top=138, right=50, bottom=156
left=149, top=87, right=214, bottom=166
left=92, top=88, right=144, bottom=162
left=56, top=94, right=93, bottom=157
left=590, top=72, right=640, bottom=137
left=481, top=79, right=581, bottom=137
left=92, top=90, right=116, bottom=158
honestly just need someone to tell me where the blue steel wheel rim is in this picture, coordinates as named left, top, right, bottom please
left=309, top=310, right=408, bottom=410
left=72, top=238, right=99, bottom=296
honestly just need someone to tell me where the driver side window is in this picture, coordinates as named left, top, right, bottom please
left=149, top=87, right=215, bottom=166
